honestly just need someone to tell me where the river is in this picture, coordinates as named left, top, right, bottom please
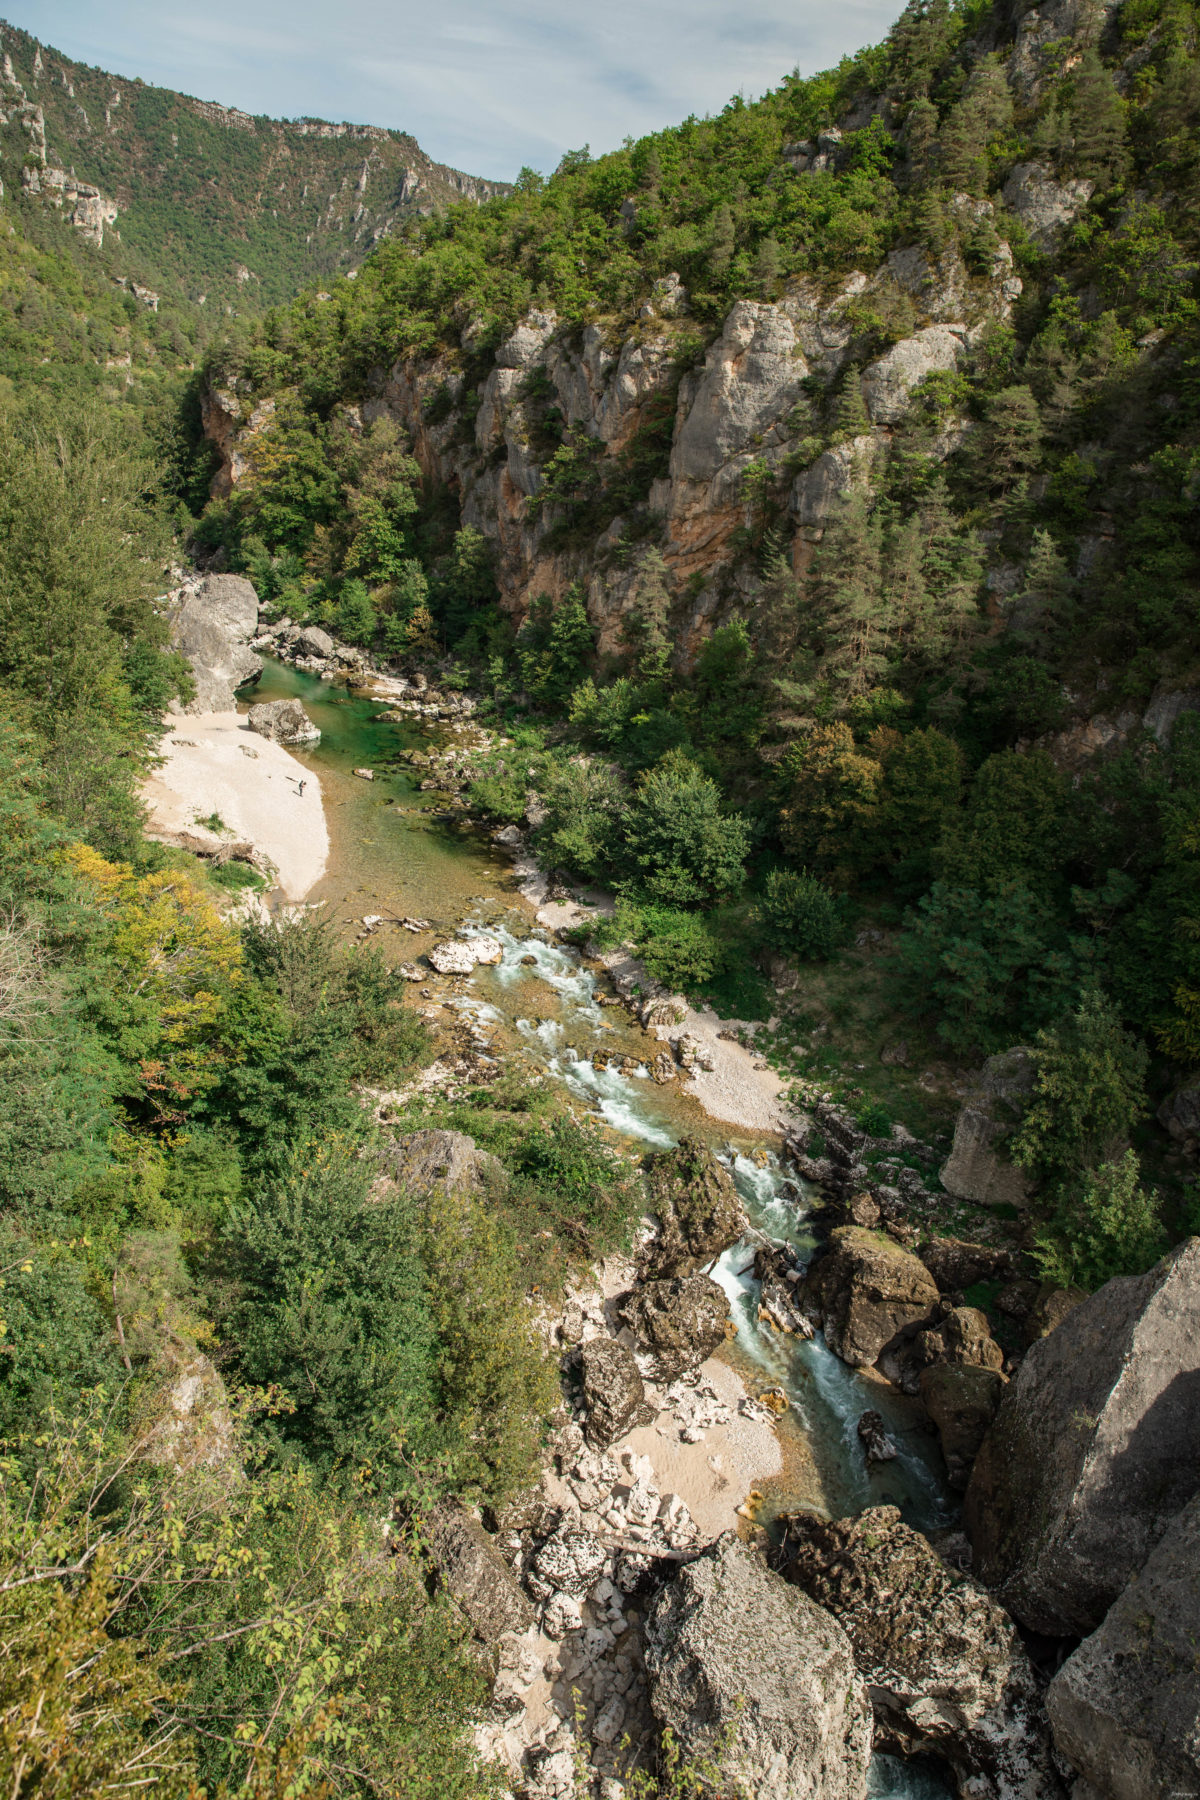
left=246, top=660, right=957, bottom=1799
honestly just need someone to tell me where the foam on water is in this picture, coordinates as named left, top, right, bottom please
left=551, top=1052, right=675, bottom=1146
left=712, top=1157, right=956, bottom=1533
left=476, top=924, right=601, bottom=1018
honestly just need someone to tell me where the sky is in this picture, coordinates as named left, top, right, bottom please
left=12, top=0, right=907, bottom=182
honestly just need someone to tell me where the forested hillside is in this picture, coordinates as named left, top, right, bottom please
left=0, top=18, right=508, bottom=314
left=199, top=0, right=1200, bottom=1281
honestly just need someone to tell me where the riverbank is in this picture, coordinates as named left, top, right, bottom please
left=142, top=709, right=329, bottom=900
left=532, top=888, right=800, bottom=1139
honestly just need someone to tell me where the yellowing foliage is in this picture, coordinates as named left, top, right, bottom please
left=64, top=845, right=244, bottom=1118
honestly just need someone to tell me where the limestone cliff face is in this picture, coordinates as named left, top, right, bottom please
left=204, top=229, right=1019, bottom=660
left=1, top=51, right=119, bottom=245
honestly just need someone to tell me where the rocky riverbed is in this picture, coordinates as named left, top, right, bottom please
left=155, top=577, right=1200, bottom=1800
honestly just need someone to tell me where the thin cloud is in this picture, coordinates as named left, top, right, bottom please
left=10, top=0, right=907, bottom=179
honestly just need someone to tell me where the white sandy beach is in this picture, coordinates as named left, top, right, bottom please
left=142, top=710, right=329, bottom=901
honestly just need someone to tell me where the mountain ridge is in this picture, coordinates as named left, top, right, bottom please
left=0, top=17, right=510, bottom=314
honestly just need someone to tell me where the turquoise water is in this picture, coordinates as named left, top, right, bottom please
left=245, top=660, right=513, bottom=925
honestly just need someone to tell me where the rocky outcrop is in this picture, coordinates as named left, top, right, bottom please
left=579, top=1337, right=648, bottom=1447
left=781, top=1508, right=1061, bottom=1800
left=640, top=1138, right=746, bottom=1279
left=619, top=1275, right=731, bottom=1379
left=920, top=1363, right=1007, bottom=1490
left=799, top=1227, right=939, bottom=1368
left=428, top=1500, right=534, bottom=1642
left=918, top=1238, right=1015, bottom=1295
left=21, top=162, right=119, bottom=245
left=1045, top=1493, right=1200, bottom=1800
left=861, top=324, right=967, bottom=425
left=965, top=1239, right=1200, bottom=1636
left=790, top=433, right=878, bottom=526
left=246, top=697, right=320, bottom=745
left=144, top=1345, right=238, bottom=1482
left=940, top=1049, right=1036, bottom=1209
left=1157, top=1082, right=1200, bottom=1151
left=645, top=1534, right=872, bottom=1800
left=168, top=573, right=262, bottom=713
left=670, top=301, right=810, bottom=488
left=428, top=935, right=503, bottom=974
left=1001, top=163, right=1094, bottom=251
left=380, top=1129, right=502, bottom=1196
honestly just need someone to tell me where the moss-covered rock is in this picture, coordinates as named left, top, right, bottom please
left=800, top=1226, right=939, bottom=1368
left=640, top=1137, right=746, bottom=1279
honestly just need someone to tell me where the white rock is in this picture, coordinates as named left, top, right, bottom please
left=542, top=1592, right=583, bottom=1640
left=428, top=939, right=480, bottom=975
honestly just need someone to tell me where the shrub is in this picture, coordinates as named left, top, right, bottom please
left=215, top=1137, right=439, bottom=1482
left=534, top=755, right=626, bottom=882
left=621, top=750, right=749, bottom=906
left=1034, top=1150, right=1166, bottom=1291
left=638, top=905, right=727, bottom=990
left=421, top=1183, right=557, bottom=1505
left=759, top=869, right=846, bottom=962
left=501, top=1114, right=643, bottom=1256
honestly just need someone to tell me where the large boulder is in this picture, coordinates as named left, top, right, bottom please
left=861, top=325, right=966, bottom=425
left=428, top=935, right=504, bottom=974
left=427, top=1500, right=533, bottom=1642
left=246, top=697, right=320, bottom=746
left=645, top=1534, right=872, bottom=1800
left=940, top=1049, right=1036, bottom=1209
left=381, top=1129, right=502, bottom=1197
left=965, top=1239, right=1200, bottom=1636
left=295, top=624, right=336, bottom=658
left=619, top=1275, right=731, bottom=1380
left=782, top=1508, right=1060, bottom=1800
left=169, top=573, right=261, bottom=713
left=1156, top=1082, right=1200, bottom=1151
left=579, top=1336, right=648, bottom=1447
left=799, top=1227, right=939, bottom=1368
left=1001, top=162, right=1094, bottom=251
left=920, top=1362, right=1006, bottom=1491
left=897, top=1304, right=1006, bottom=1392
left=529, top=1522, right=610, bottom=1599
left=640, top=1138, right=747, bottom=1279
left=1046, top=1494, right=1200, bottom=1800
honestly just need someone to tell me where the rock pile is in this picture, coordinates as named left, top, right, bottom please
left=781, top=1507, right=1061, bottom=1800
left=645, top=1534, right=872, bottom=1800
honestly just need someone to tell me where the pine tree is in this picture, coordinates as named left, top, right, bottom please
left=709, top=204, right=736, bottom=278
left=622, top=550, right=673, bottom=684
left=808, top=490, right=891, bottom=700
left=1070, top=48, right=1128, bottom=185
left=910, top=478, right=983, bottom=661
left=753, top=236, right=782, bottom=292
left=834, top=371, right=870, bottom=441
left=938, top=54, right=1012, bottom=193
left=904, top=97, right=941, bottom=186
left=979, top=386, right=1043, bottom=493
left=1011, top=528, right=1076, bottom=645
left=887, top=0, right=957, bottom=99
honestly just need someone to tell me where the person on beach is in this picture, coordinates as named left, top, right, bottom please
left=298, top=780, right=306, bottom=797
